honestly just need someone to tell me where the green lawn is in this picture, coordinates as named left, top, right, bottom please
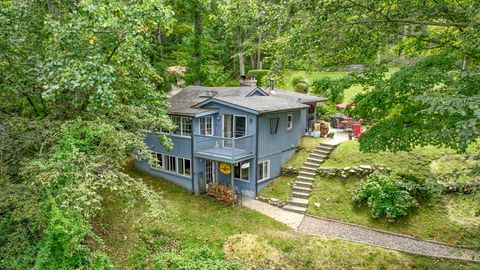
left=279, top=70, right=363, bottom=102
left=95, top=168, right=479, bottom=269
left=308, top=140, right=480, bottom=246
left=260, top=137, right=326, bottom=201
left=279, top=69, right=398, bottom=102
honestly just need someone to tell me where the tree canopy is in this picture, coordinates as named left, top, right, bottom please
left=1, top=0, right=479, bottom=269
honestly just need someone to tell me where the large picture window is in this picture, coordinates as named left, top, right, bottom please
left=200, top=116, right=213, bottom=136
left=257, top=160, right=270, bottom=182
left=234, top=161, right=249, bottom=181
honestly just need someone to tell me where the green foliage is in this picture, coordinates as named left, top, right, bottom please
left=290, top=76, right=308, bottom=88
left=247, top=69, right=270, bottom=87
left=151, top=246, right=242, bottom=270
left=353, top=173, right=419, bottom=222
left=355, top=56, right=480, bottom=153
left=311, top=75, right=357, bottom=104
left=294, top=82, right=308, bottom=93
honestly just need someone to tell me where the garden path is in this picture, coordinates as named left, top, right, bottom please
left=298, top=215, right=480, bottom=262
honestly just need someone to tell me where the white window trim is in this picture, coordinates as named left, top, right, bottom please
left=149, top=151, right=191, bottom=179
left=199, top=116, right=214, bottom=136
left=234, top=161, right=250, bottom=182
left=222, top=114, right=248, bottom=139
left=171, top=116, right=192, bottom=138
left=257, top=160, right=270, bottom=182
left=287, top=113, right=293, bottom=130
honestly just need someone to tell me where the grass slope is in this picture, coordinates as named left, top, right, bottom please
left=95, top=168, right=479, bottom=269
left=307, top=140, right=480, bottom=246
left=225, top=234, right=479, bottom=270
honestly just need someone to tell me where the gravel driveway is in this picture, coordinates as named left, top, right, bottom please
left=298, top=215, right=480, bottom=262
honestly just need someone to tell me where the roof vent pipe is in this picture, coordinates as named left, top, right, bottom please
left=269, top=78, right=275, bottom=95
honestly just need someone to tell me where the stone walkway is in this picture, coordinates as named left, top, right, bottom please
left=243, top=197, right=304, bottom=229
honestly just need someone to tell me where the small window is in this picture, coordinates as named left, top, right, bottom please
left=287, top=113, right=293, bottom=129
left=171, top=116, right=192, bottom=137
left=257, top=160, right=270, bottom=182
left=182, top=117, right=192, bottom=136
left=234, top=161, right=249, bottom=181
left=270, top=118, right=279, bottom=134
left=200, top=116, right=213, bottom=136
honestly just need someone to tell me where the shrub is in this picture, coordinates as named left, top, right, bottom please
left=291, top=76, right=308, bottom=89
left=294, top=82, right=308, bottom=93
left=247, top=69, right=270, bottom=87
left=352, top=173, right=419, bottom=222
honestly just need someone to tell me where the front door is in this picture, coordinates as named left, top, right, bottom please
left=223, top=115, right=247, bottom=147
left=205, top=160, right=216, bottom=187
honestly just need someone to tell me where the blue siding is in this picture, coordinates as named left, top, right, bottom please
left=257, top=110, right=302, bottom=159
left=135, top=126, right=194, bottom=192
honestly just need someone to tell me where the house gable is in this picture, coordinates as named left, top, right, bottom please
left=246, top=87, right=269, bottom=97
left=194, top=98, right=259, bottom=115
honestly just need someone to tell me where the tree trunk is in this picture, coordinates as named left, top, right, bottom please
left=238, top=32, right=245, bottom=78
left=250, top=55, right=256, bottom=70
left=239, top=51, right=245, bottom=78
left=257, top=33, right=262, bottom=69
left=193, top=1, right=202, bottom=85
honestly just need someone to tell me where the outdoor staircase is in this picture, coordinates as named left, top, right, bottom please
left=283, top=141, right=339, bottom=214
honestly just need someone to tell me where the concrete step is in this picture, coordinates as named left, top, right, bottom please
left=295, top=181, right=313, bottom=188
left=292, top=191, right=310, bottom=199
left=303, top=162, right=319, bottom=168
left=300, top=167, right=317, bottom=174
left=288, top=197, right=309, bottom=207
left=313, top=149, right=330, bottom=155
left=292, top=185, right=312, bottom=193
left=299, top=170, right=315, bottom=177
left=283, top=204, right=307, bottom=214
left=310, top=153, right=328, bottom=159
left=297, top=175, right=314, bottom=182
left=307, top=157, right=325, bottom=163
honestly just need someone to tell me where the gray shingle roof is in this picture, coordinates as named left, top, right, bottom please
left=213, top=96, right=309, bottom=113
left=168, top=85, right=326, bottom=115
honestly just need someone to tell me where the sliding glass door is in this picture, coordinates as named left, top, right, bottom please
left=223, top=115, right=246, bottom=147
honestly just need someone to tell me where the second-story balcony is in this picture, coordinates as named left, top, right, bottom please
left=194, top=134, right=254, bottom=163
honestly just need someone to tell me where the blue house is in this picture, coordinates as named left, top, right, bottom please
left=135, top=85, right=326, bottom=198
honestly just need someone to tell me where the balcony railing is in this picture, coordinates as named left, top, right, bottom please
left=194, top=134, right=254, bottom=162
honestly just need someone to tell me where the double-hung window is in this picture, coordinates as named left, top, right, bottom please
left=200, top=116, right=213, bottom=136
left=287, top=113, right=293, bottom=130
left=257, top=160, right=270, bottom=182
left=234, top=161, right=249, bottom=181
left=172, top=116, right=192, bottom=137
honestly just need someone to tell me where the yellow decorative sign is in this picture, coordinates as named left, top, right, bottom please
left=219, top=163, right=231, bottom=174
